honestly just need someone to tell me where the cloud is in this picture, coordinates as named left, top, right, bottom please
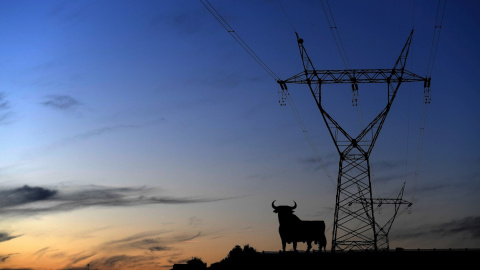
left=371, top=160, right=405, bottom=170
left=0, top=253, right=19, bottom=263
left=0, top=185, right=235, bottom=217
left=105, top=230, right=170, bottom=246
left=88, top=254, right=162, bottom=270
left=0, top=185, right=57, bottom=208
left=41, top=95, right=81, bottom=110
left=150, top=5, right=207, bottom=36
left=68, top=252, right=97, bottom=266
left=296, top=154, right=337, bottom=172
left=188, top=216, right=203, bottom=227
left=174, top=232, right=201, bottom=243
left=104, top=230, right=202, bottom=254
left=0, top=232, right=22, bottom=243
left=0, top=94, right=9, bottom=110
left=75, top=230, right=203, bottom=269
left=372, top=172, right=406, bottom=183
left=149, top=246, right=171, bottom=252
left=22, top=120, right=164, bottom=160
left=414, top=182, right=450, bottom=195
left=395, top=216, right=480, bottom=241
left=0, top=93, right=14, bottom=125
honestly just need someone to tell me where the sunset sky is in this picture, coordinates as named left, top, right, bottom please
left=1, top=0, right=479, bottom=269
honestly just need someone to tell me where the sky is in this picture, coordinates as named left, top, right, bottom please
left=1, top=0, right=479, bottom=269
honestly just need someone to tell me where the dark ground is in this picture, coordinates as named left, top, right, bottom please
left=203, top=248, right=479, bottom=270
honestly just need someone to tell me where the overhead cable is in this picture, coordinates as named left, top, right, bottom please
left=200, top=0, right=280, bottom=81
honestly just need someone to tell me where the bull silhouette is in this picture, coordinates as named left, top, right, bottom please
left=272, top=200, right=327, bottom=252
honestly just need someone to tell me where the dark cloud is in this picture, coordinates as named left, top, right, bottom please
left=395, top=216, right=480, bottom=241
left=0, top=185, right=235, bottom=217
left=0, top=232, right=22, bottom=243
left=41, top=95, right=81, bottom=110
left=0, top=185, right=57, bottom=208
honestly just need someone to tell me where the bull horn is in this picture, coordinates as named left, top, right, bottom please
left=271, top=200, right=278, bottom=210
left=291, top=201, right=297, bottom=209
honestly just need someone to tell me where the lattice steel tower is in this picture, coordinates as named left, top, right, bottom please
left=278, top=31, right=431, bottom=252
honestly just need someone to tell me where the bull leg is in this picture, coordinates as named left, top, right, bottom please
left=322, top=235, right=327, bottom=252
left=293, top=241, right=297, bottom=252
left=282, top=241, right=286, bottom=252
left=306, top=241, right=312, bottom=252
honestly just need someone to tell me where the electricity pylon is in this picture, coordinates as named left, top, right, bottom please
left=278, top=30, right=430, bottom=252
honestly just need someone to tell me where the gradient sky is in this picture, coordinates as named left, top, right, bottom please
left=1, top=0, right=479, bottom=269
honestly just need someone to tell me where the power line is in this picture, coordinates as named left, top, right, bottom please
left=200, top=0, right=280, bottom=81
left=426, top=0, right=446, bottom=79
left=320, top=0, right=352, bottom=70
left=285, top=90, right=336, bottom=187
left=410, top=0, right=446, bottom=203
left=276, top=1, right=336, bottom=186
left=201, top=0, right=335, bottom=185
left=277, top=0, right=297, bottom=33
left=319, top=0, right=365, bottom=132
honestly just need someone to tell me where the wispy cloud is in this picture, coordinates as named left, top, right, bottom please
left=296, top=153, right=337, bottom=172
left=0, top=185, right=235, bottom=217
left=68, top=251, right=97, bottom=266
left=103, top=230, right=202, bottom=254
left=41, top=95, right=81, bottom=110
left=150, top=5, right=207, bottom=36
left=105, top=230, right=170, bottom=246
left=395, top=216, right=480, bottom=241
left=149, top=246, right=171, bottom=252
left=0, top=93, right=14, bottom=125
left=0, top=231, right=22, bottom=243
left=0, top=253, right=19, bottom=263
left=22, top=120, right=164, bottom=159
left=69, top=231, right=207, bottom=269
left=66, top=229, right=205, bottom=270
left=188, top=216, right=203, bottom=227
left=88, top=254, right=162, bottom=270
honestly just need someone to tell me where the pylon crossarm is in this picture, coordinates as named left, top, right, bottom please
left=280, top=68, right=426, bottom=85
left=352, top=198, right=412, bottom=206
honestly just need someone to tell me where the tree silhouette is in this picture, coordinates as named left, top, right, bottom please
left=187, top=257, right=207, bottom=269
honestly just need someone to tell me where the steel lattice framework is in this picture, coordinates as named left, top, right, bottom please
left=278, top=31, right=430, bottom=252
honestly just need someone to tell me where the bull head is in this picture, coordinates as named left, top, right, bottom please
left=272, top=200, right=297, bottom=213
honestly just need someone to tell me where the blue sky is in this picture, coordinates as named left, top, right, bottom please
left=0, top=0, right=479, bottom=269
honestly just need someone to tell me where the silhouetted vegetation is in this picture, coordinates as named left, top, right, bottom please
left=172, top=257, right=207, bottom=270
left=198, top=245, right=479, bottom=270
left=187, top=257, right=207, bottom=269
left=208, top=245, right=260, bottom=270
